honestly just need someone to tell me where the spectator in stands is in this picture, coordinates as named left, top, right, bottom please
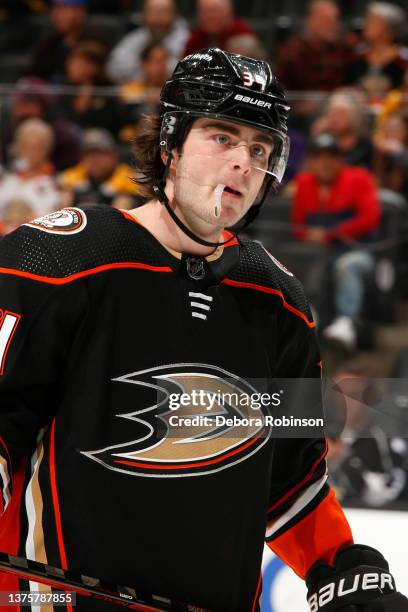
left=120, top=42, right=169, bottom=106
left=376, top=59, right=408, bottom=124
left=59, top=128, right=140, bottom=209
left=274, top=1, right=355, bottom=97
left=348, top=2, right=408, bottom=92
left=0, top=118, right=61, bottom=228
left=29, top=0, right=107, bottom=83
left=372, top=111, right=408, bottom=192
left=311, top=90, right=374, bottom=168
left=184, top=0, right=254, bottom=56
left=327, top=366, right=408, bottom=507
left=120, top=42, right=169, bottom=140
left=1, top=77, right=81, bottom=171
left=225, top=34, right=268, bottom=60
left=106, top=0, right=189, bottom=84
left=0, top=200, right=37, bottom=236
left=374, top=63, right=408, bottom=191
left=59, top=40, right=124, bottom=138
left=292, top=134, right=381, bottom=349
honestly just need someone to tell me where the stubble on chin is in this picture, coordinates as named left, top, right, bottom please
left=174, top=179, right=218, bottom=227
left=173, top=170, right=255, bottom=231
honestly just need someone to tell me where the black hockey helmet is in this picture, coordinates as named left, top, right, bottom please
left=159, top=48, right=290, bottom=184
left=154, top=48, right=291, bottom=246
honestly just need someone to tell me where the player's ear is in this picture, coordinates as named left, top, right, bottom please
left=160, top=149, right=178, bottom=173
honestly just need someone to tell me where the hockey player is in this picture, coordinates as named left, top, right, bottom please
left=0, top=48, right=407, bottom=611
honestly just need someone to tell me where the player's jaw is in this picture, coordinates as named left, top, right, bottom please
left=170, top=152, right=264, bottom=238
left=174, top=179, right=255, bottom=232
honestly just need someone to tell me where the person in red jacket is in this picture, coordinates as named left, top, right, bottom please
left=184, top=0, right=254, bottom=56
left=292, top=133, right=381, bottom=349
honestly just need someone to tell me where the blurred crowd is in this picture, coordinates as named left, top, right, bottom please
left=2, top=0, right=408, bottom=509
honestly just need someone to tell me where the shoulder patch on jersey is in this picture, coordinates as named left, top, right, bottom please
left=24, top=208, right=87, bottom=235
left=261, top=245, right=293, bottom=277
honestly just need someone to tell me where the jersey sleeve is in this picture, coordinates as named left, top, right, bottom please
left=0, top=227, right=87, bottom=518
left=265, top=289, right=353, bottom=579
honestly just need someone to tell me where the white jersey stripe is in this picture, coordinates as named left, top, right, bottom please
left=190, top=302, right=211, bottom=311
left=0, top=313, right=19, bottom=370
left=0, top=458, right=11, bottom=512
left=25, top=445, right=43, bottom=612
left=188, top=292, right=213, bottom=302
left=265, top=473, right=328, bottom=538
left=25, top=435, right=52, bottom=611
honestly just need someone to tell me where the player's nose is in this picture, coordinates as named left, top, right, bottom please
left=228, top=144, right=252, bottom=174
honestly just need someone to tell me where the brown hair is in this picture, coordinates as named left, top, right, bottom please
left=131, top=113, right=198, bottom=198
left=131, top=114, right=164, bottom=199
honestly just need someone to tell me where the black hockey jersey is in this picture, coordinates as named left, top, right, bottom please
left=0, top=206, right=353, bottom=611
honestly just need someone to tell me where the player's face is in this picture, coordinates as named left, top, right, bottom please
left=171, top=118, right=274, bottom=231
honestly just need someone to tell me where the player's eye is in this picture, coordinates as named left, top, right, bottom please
left=214, top=134, right=231, bottom=146
left=250, top=144, right=267, bottom=159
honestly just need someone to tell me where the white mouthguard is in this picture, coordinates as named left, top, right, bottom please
left=214, top=184, right=225, bottom=218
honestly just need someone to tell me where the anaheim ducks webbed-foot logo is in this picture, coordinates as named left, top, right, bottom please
left=25, top=207, right=87, bottom=235
left=81, top=364, right=271, bottom=478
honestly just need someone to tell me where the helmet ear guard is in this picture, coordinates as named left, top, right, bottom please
left=159, top=113, right=194, bottom=154
left=154, top=113, right=193, bottom=206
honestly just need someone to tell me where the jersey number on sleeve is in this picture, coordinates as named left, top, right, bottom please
left=0, top=310, right=21, bottom=375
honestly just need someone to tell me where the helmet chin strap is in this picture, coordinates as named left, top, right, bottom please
left=153, top=152, right=238, bottom=249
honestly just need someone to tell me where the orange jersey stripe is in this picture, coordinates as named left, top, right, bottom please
left=251, top=572, right=262, bottom=612
left=0, top=434, right=12, bottom=478
left=222, top=278, right=316, bottom=328
left=221, top=230, right=239, bottom=248
left=49, top=423, right=68, bottom=567
left=114, top=429, right=265, bottom=471
left=49, top=420, right=74, bottom=612
left=118, top=209, right=144, bottom=226
left=0, top=262, right=173, bottom=285
left=118, top=209, right=239, bottom=248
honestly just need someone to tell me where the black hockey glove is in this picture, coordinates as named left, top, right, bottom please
left=305, top=544, right=408, bottom=611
